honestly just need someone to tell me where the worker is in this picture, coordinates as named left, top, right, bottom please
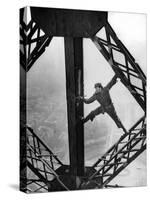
left=77, top=74, right=126, bottom=133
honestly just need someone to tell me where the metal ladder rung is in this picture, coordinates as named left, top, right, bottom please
left=133, top=128, right=143, bottom=131
left=134, top=136, right=146, bottom=139
left=129, top=132, right=139, bottom=135
left=97, top=162, right=126, bottom=168
left=119, top=141, right=127, bottom=144
left=95, top=173, right=113, bottom=177
left=115, top=61, right=136, bottom=73
left=121, top=149, right=139, bottom=154
left=132, top=85, right=144, bottom=92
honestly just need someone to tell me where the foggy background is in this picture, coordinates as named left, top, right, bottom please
left=26, top=12, right=146, bottom=186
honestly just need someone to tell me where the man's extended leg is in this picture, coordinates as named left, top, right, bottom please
left=106, top=105, right=127, bottom=133
left=82, top=106, right=104, bottom=123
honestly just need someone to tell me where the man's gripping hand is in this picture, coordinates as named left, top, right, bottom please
left=76, top=96, right=84, bottom=102
left=114, top=74, right=120, bottom=82
left=116, top=77, right=121, bottom=82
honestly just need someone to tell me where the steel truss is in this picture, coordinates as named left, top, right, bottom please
left=92, top=22, right=146, bottom=110
left=21, top=126, right=69, bottom=192
left=20, top=8, right=52, bottom=71
left=20, top=7, right=146, bottom=191
left=80, top=116, right=146, bottom=189
left=80, top=22, right=146, bottom=189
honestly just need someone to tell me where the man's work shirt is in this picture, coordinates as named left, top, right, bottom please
left=83, top=75, right=117, bottom=108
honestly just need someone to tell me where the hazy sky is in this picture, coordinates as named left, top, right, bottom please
left=109, top=12, right=146, bottom=73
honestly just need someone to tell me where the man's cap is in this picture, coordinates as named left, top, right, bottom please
left=94, top=83, right=103, bottom=88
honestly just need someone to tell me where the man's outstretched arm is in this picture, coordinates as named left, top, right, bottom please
left=106, top=74, right=118, bottom=90
left=77, top=94, right=96, bottom=104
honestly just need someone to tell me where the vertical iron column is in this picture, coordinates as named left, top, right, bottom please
left=64, top=37, right=84, bottom=178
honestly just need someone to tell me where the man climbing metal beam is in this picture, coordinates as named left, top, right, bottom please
left=77, top=75, right=127, bottom=133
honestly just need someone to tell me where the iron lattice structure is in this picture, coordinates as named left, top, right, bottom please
left=80, top=116, right=146, bottom=189
left=20, top=7, right=146, bottom=192
left=80, top=21, right=146, bottom=189
left=20, top=8, right=52, bottom=72
left=92, top=22, right=146, bottom=111
left=20, top=8, right=70, bottom=192
left=21, top=126, right=69, bottom=192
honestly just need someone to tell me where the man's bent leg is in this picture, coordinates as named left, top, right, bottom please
left=107, top=106, right=127, bottom=133
left=83, top=106, right=104, bottom=123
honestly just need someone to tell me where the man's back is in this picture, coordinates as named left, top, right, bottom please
left=82, top=75, right=117, bottom=106
left=95, top=87, right=113, bottom=107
